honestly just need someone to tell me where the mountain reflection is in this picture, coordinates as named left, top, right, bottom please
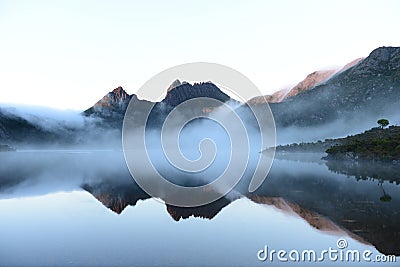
left=81, top=181, right=149, bottom=215
left=166, top=198, right=232, bottom=221
left=79, top=162, right=400, bottom=257
left=0, top=151, right=399, bottom=257
left=80, top=175, right=235, bottom=221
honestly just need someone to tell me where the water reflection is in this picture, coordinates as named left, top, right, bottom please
left=325, top=158, right=400, bottom=184
left=257, top=156, right=400, bottom=257
left=0, top=150, right=399, bottom=263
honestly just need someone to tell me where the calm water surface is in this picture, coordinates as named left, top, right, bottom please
left=0, top=151, right=398, bottom=266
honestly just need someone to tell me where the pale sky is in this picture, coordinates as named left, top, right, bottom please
left=0, top=0, right=399, bottom=110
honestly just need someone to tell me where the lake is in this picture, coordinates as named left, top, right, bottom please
left=0, top=151, right=398, bottom=266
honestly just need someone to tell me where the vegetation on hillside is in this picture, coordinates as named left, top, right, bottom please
left=274, top=120, right=400, bottom=162
left=325, top=120, right=400, bottom=161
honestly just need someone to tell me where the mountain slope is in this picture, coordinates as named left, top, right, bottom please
left=248, top=69, right=336, bottom=104
left=268, top=46, right=400, bottom=128
left=285, top=69, right=336, bottom=98
left=248, top=87, right=290, bottom=104
left=0, top=108, right=61, bottom=144
left=248, top=57, right=364, bottom=104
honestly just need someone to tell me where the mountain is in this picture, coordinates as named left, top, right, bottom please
left=84, top=86, right=136, bottom=119
left=166, top=79, right=189, bottom=93
left=266, top=46, right=400, bottom=128
left=0, top=87, right=135, bottom=147
left=248, top=69, right=337, bottom=104
left=83, top=86, right=143, bottom=131
left=82, top=80, right=233, bottom=131
left=84, top=80, right=231, bottom=117
left=0, top=80, right=232, bottom=147
left=248, top=57, right=364, bottom=105
left=351, top=47, right=400, bottom=75
left=16, top=45, right=397, bottom=141
left=163, top=80, right=231, bottom=107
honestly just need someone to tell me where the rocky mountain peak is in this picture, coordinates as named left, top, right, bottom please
left=83, top=86, right=135, bottom=123
left=167, top=79, right=182, bottom=92
left=91, top=86, right=132, bottom=110
left=163, top=81, right=230, bottom=107
left=350, top=46, right=400, bottom=75
left=111, top=86, right=129, bottom=100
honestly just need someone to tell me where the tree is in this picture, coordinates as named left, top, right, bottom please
left=379, top=184, right=392, bottom=202
left=377, top=119, right=389, bottom=129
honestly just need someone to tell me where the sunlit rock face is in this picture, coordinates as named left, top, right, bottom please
left=247, top=57, right=365, bottom=105
left=94, top=86, right=131, bottom=108
left=84, top=86, right=136, bottom=117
